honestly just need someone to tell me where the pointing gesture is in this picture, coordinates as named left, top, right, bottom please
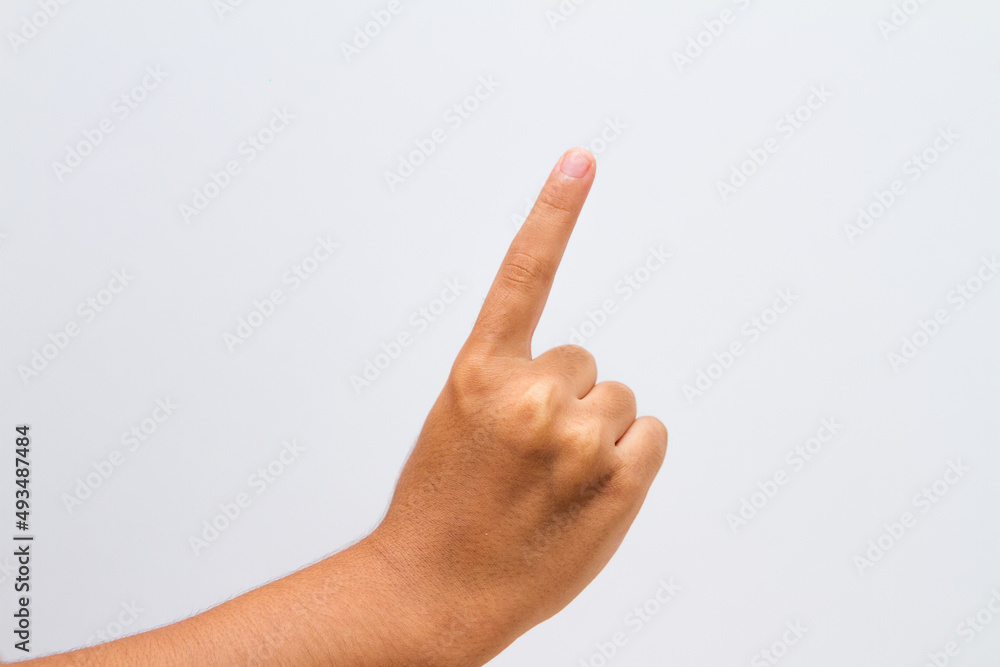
left=472, top=148, right=596, bottom=356
left=374, top=148, right=669, bottom=664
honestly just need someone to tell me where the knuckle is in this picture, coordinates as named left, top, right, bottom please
left=534, top=187, right=575, bottom=217
left=558, top=344, right=595, bottom=367
left=634, top=417, right=668, bottom=462
left=449, top=353, right=498, bottom=396
left=515, top=380, right=562, bottom=432
left=500, top=251, right=547, bottom=288
left=605, top=381, right=636, bottom=411
left=649, top=418, right=669, bottom=449
left=556, top=419, right=601, bottom=452
left=542, top=344, right=597, bottom=379
left=637, top=442, right=666, bottom=481
left=616, top=421, right=669, bottom=495
left=647, top=422, right=669, bottom=467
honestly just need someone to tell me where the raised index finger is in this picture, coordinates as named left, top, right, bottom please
left=471, top=148, right=596, bottom=357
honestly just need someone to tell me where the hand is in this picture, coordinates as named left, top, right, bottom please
left=371, top=147, right=669, bottom=665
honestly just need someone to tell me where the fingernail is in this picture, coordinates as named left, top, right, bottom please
left=559, top=149, right=592, bottom=179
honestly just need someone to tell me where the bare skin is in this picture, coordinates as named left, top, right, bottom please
left=16, top=148, right=667, bottom=666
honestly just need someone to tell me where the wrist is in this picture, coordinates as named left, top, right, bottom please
left=356, top=526, right=493, bottom=666
left=359, top=532, right=453, bottom=665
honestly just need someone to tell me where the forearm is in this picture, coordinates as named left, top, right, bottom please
left=22, top=533, right=466, bottom=666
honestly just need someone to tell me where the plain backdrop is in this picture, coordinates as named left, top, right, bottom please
left=1, top=1, right=999, bottom=664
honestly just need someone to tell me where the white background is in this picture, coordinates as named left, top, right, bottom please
left=2, top=1, right=999, bottom=665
